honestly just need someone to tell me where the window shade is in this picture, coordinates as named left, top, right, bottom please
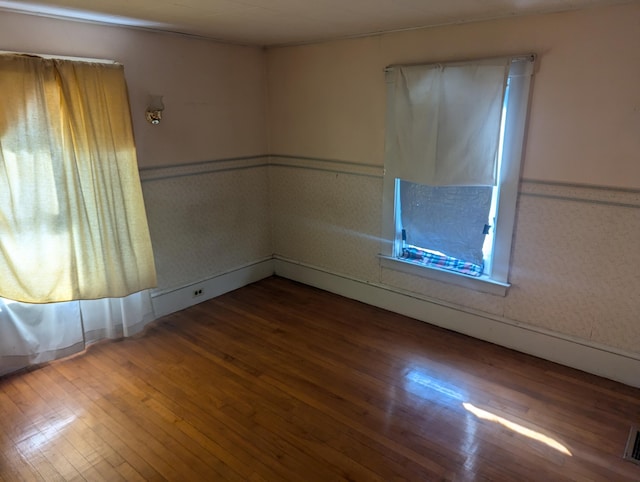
left=385, top=58, right=509, bottom=186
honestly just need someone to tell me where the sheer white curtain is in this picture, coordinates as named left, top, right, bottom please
left=0, top=293, right=154, bottom=377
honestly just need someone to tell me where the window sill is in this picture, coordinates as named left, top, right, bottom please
left=378, top=255, right=510, bottom=296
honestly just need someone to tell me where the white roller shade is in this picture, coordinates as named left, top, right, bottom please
left=385, top=58, right=509, bottom=186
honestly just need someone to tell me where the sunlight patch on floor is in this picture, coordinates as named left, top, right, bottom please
left=463, top=402, right=572, bottom=456
left=405, top=369, right=466, bottom=401
left=16, top=414, right=77, bottom=457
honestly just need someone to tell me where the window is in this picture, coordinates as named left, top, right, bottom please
left=380, top=56, right=535, bottom=295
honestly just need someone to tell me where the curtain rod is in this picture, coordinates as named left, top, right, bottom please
left=0, top=50, right=119, bottom=65
left=385, top=53, right=535, bottom=72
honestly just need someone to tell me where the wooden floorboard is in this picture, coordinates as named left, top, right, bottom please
left=1, top=276, right=639, bottom=481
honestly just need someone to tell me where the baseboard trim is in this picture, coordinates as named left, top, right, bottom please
left=274, top=258, right=640, bottom=388
left=151, top=258, right=275, bottom=318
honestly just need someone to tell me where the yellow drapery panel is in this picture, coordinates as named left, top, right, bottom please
left=0, top=54, right=157, bottom=303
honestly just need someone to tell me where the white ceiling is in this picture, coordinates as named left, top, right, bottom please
left=0, top=0, right=634, bottom=46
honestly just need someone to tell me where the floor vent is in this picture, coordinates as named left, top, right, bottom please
left=623, top=426, right=640, bottom=465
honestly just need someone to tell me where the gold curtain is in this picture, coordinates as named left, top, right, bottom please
left=0, top=54, right=157, bottom=303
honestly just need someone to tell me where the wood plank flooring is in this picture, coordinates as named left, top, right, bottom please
left=1, top=276, right=639, bottom=481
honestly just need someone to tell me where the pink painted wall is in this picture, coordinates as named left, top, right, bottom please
left=0, top=10, right=268, bottom=168
left=267, top=3, right=640, bottom=189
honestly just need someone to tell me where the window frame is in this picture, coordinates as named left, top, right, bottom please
left=380, top=55, right=535, bottom=296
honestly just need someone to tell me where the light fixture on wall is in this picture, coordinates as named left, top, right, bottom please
left=145, top=94, right=164, bottom=125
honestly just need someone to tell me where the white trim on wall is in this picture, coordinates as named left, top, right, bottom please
left=273, top=257, right=640, bottom=389
left=139, top=155, right=269, bottom=182
left=151, top=258, right=274, bottom=318
left=269, top=155, right=383, bottom=178
left=520, top=179, right=640, bottom=208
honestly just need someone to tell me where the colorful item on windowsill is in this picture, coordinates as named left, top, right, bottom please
left=401, top=246, right=484, bottom=277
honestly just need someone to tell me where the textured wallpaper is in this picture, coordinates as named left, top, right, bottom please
left=506, top=184, right=640, bottom=353
left=269, top=164, right=383, bottom=283
left=141, top=160, right=272, bottom=293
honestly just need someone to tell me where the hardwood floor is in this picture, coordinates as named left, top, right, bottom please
left=1, top=276, right=639, bottom=481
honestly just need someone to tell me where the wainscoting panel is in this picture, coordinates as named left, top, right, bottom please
left=269, top=160, right=384, bottom=284
left=141, top=158, right=272, bottom=294
left=506, top=181, right=640, bottom=354
left=151, top=258, right=274, bottom=318
left=379, top=267, right=507, bottom=316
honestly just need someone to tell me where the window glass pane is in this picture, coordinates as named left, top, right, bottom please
left=399, top=180, right=493, bottom=267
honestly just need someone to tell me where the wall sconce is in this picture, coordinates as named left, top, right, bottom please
left=145, top=95, right=164, bottom=125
